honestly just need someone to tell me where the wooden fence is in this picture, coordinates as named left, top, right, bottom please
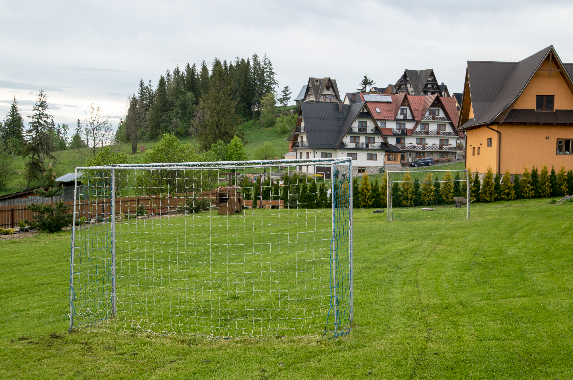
left=0, top=195, right=285, bottom=228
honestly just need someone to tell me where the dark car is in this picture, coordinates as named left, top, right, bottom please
left=410, top=158, right=434, bottom=167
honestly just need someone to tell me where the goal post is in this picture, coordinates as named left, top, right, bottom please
left=69, top=158, right=353, bottom=338
left=386, top=169, right=470, bottom=221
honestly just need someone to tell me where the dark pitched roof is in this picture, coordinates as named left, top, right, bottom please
left=461, top=46, right=573, bottom=130
left=304, top=77, right=341, bottom=103
left=294, top=85, right=306, bottom=102
left=401, top=69, right=434, bottom=95
left=334, top=103, right=368, bottom=148
left=300, top=102, right=350, bottom=149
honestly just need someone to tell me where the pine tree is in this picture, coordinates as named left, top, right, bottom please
left=371, top=178, right=382, bottom=208
left=278, top=86, right=292, bottom=108
left=24, top=90, right=56, bottom=187
left=299, top=180, right=309, bottom=208
left=308, top=180, right=318, bottom=209
left=530, top=166, right=540, bottom=198
left=318, top=182, right=329, bottom=208
left=199, top=61, right=210, bottom=101
left=539, top=164, right=551, bottom=198
left=413, top=177, right=421, bottom=206
left=3, top=96, right=26, bottom=153
left=360, top=174, right=372, bottom=208
left=441, top=171, right=454, bottom=204
left=434, top=177, right=442, bottom=204
left=380, top=175, right=388, bottom=208
left=421, top=173, right=434, bottom=205
left=470, top=172, right=481, bottom=202
left=391, top=182, right=402, bottom=207
left=480, top=168, right=495, bottom=202
left=549, top=166, right=558, bottom=197
left=556, top=166, right=568, bottom=197
left=453, top=172, right=462, bottom=197
left=194, top=64, right=242, bottom=151
left=521, top=168, right=533, bottom=199
left=493, top=173, right=502, bottom=201
left=260, top=92, right=277, bottom=127
left=500, top=171, right=515, bottom=201
left=400, top=172, right=414, bottom=206
left=513, top=174, right=522, bottom=199
left=352, top=177, right=360, bottom=208
left=149, top=75, right=170, bottom=139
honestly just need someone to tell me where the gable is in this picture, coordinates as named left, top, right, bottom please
left=512, top=54, right=573, bottom=110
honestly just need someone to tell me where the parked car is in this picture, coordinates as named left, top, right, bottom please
left=410, top=158, right=434, bottom=167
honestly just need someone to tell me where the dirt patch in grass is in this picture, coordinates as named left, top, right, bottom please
left=0, top=231, right=40, bottom=240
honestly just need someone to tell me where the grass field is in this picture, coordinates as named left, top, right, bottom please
left=1, top=198, right=573, bottom=378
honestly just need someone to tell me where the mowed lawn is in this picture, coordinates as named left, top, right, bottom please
left=1, top=198, right=573, bottom=379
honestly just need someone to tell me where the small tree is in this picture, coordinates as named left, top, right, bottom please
left=453, top=172, right=462, bottom=197
left=352, top=177, right=360, bottom=208
left=513, top=174, right=522, bottom=199
left=357, top=75, right=375, bottom=92
left=253, top=141, right=277, bottom=160
left=400, top=172, right=414, bottom=207
left=27, top=165, right=71, bottom=233
left=521, top=167, right=533, bottom=199
left=226, top=136, right=248, bottom=161
left=556, top=166, right=568, bottom=196
left=549, top=166, right=558, bottom=196
left=481, top=168, right=495, bottom=202
left=433, top=177, right=442, bottom=204
left=318, top=182, right=329, bottom=208
left=500, top=171, right=515, bottom=201
left=278, top=86, right=292, bottom=108
left=441, top=171, right=454, bottom=204
left=209, top=140, right=227, bottom=161
left=260, top=92, right=277, bottom=128
left=493, top=174, right=502, bottom=201
left=567, top=170, right=573, bottom=195
left=371, top=178, right=382, bottom=208
left=539, top=164, right=551, bottom=198
left=360, top=174, right=372, bottom=208
left=84, top=104, right=112, bottom=157
left=470, top=172, right=481, bottom=202
left=420, top=173, right=434, bottom=205
left=391, top=182, right=402, bottom=207
left=531, top=166, right=540, bottom=198
left=413, top=177, right=421, bottom=206
left=380, top=175, right=388, bottom=207
left=308, top=179, right=318, bottom=209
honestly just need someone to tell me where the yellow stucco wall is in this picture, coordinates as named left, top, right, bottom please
left=513, top=57, right=573, bottom=110
left=466, top=127, right=498, bottom=173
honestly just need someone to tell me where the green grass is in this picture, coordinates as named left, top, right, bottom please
left=2, top=199, right=573, bottom=378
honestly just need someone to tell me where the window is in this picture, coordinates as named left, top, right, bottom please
left=477, top=147, right=481, bottom=155
left=396, top=137, right=405, bottom=145
left=472, top=147, right=475, bottom=156
left=358, top=121, right=367, bottom=132
left=366, top=137, right=375, bottom=144
left=347, top=153, right=357, bottom=160
left=420, top=123, right=429, bottom=131
left=438, top=124, right=446, bottom=132
left=300, top=136, right=304, bottom=142
left=439, top=139, right=449, bottom=146
left=306, top=152, right=310, bottom=159
left=487, top=138, right=492, bottom=147
left=416, top=138, right=426, bottom=145
left=367, top=153, right=377, bottom=160
left=386, top=153, right=398, bottom=161
left=379, top=121, right=386, bottom=128
left=350, top=136, right=360, bottom=143
left=557, top=139, right=572, bottom=155
left=397, top=122, right=406, bottom=130
left=536, top=95, right=554, bottom=111
left=415, top=152, right=424, bottom=158
left=439, top=152, right=446, bottom=158
left=400, top=108, right=407, bottom=116
left=321, top=152, right=332, bottom=158
left=358, top=167, right=366, bottom=174
left=429, top=109, right=440, bottom=117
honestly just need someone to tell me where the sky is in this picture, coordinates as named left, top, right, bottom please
left=1, top=0, right=572, bottom=132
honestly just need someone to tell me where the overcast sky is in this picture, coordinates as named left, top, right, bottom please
left=1, top=0, right=572, bottom=131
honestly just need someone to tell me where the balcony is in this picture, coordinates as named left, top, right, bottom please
left=397, top=144, right=462, bottom=151
left=292, top=141, right=308, bottom=148
left=295, top=126, right=305, bottom=133
left=422, top=115, right=449, bottom=121
left=340, top=142, right=382, bottom=150
left=412, top=130, right=457, bottom=136
left=350, top=127, right=377, bottom=134
left=392, top=129, right=407, bottom=136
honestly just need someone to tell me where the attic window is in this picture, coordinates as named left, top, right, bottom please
left=536, top=95, right=554, bottom=112
left=315, top=79, right=319, bottom=84
left=375, top=108, right=380, bottom=113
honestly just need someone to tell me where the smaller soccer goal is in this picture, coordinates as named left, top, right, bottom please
left=386, top=169, right=470, bottom=221
left=69, top=158, right=353, bottom=338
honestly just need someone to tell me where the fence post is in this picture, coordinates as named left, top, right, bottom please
left=111, top=169, right=117, bottom=318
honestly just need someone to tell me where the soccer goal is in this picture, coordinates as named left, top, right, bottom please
left=69, top=158, right=353, bottom=338
left=386, top=169, right=470, bottom=221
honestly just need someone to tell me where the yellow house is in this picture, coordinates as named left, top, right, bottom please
left=459, top=46, right=573, bottom=174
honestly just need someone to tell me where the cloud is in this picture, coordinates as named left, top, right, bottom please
left=0, top=80, right=69, bottom=92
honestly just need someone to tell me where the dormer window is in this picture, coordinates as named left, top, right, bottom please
left=536, top=95, right=554, bottom=112
left=429, top=109, right=440, bottom=117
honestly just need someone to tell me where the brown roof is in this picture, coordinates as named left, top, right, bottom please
left=440, top=96, right=460, bottom=128
left=460, top=46, right=573, bottom=130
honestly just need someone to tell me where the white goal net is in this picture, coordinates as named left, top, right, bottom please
left=69, top=158, right=353, bottom=338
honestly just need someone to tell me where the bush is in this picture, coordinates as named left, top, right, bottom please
left=27, top=201, right=72, bottom=233
left=178, top=196, right=211, bottom=214
left=0, top=227, right=15, bottom=235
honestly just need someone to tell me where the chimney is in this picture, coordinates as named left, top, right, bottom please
left=338, top=103, right=343, bottom=113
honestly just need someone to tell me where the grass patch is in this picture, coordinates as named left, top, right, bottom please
left=2, top=199, right=573, bottom=378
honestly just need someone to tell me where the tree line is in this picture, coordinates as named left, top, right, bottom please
left=115, top=53, right=292, bottom=153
